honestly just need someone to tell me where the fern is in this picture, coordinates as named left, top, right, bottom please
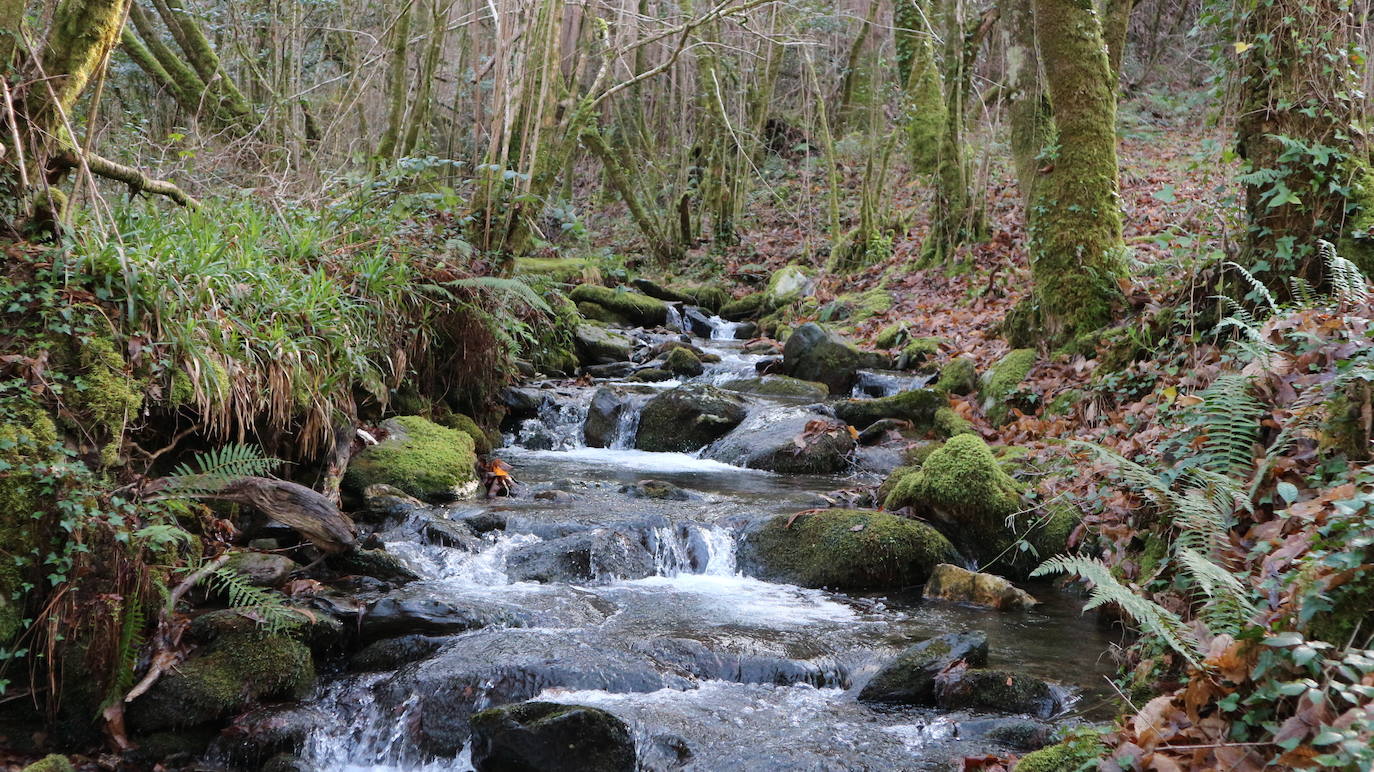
left=103, top=596, right=146, bottom=708
left=1034, top=555, right=1203, bottom=669
left=1319, top=239, right=1368, bottom=305
left=161, top=444, right=280, bottom=497
left=197, top=566, right=304, bottom=635
left=1194, top=374, right=1264, bottom=476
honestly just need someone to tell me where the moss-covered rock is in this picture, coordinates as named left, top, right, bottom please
left=470, top=701, right=635, bottom=772
left=938, top=669, right=1060, bottom=718
left=922, top=563, right=1037, bottom=610
left=896, top=337, right=942, bottom=370
left=569, top=285, right=668, bottom=327
left=437, top=412, right=493, bottom=455
left=628, top=368, right=673, bottom=383
left=932, top=406, right=974, bottom=437
left=982, top=348, right=1037, bottom=425
left=20, top=755, right=74, bottom=772
left=875, top=323, right=908, bottom=350
left=577, top=300, right=631, bottom=326
left=764, top=264, right=815, bottom=307
left=834, top=388, right=944, bottom=430
left=740, top=509, right=958, bottom=590
left=634, top=384, right=747, bottom=452
left=630, top=277, right=729, bottom=313
left=344, top=416, right=477, bottom=500
left=515, top=256, right=600, bottom=284
left=935, top=356, right=978, bottom=395
left=882, top=434, right=1023, bottom=565
left=126, top=628, right=315, bottom=732
left=782, top=322, right=888, bottom=394
left=663, top=347, right=703, bottom=376
left=67, top=336, right=143, bottom=466
left=574, top=323, right=633, bottom=365
left=720, top=291, right=769, bottom=321
left=719, top=376, right=829, bottom=401
left=1013, top=728, right=1105, bottom=772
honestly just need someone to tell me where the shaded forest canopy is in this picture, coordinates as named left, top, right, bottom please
left=1, top=0, right=1373, bottom=769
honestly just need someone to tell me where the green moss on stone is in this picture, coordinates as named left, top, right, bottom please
left=20, top=755, right=74, bottom=772
left=569, top=285, right=668, bottom=327
left=935, top=357, right=978, bottom=395
left=744, top=509, right=957, bottom=590
left=664, top=347, right=704, bottom=376
left=933, top=406, right=974, bottom=437
left=875, top=323, right=908, bottom=349
left=982, top=348, right=1037, bottom=425
left=884, top=434, right=1023, bottom=563
left=515, top=256, right=599, bottom=284
left=835, top=388, right=944, bottom=430
left=897, top=337, right=942, bottom=369
left=126, top=629, right=314, bottom=732
left=720, top=376, right=828, bottom=400
left=835, top=288, right=893, bottom=323
left=437, top=412, right=492, bottom=455
left=764, top=264, right=814, bottom=306
left=720, top=292, right=769, bottom=321
left=344, top=416, right=476, bottom=499
left=1014, top=727, right=1105, bottom=772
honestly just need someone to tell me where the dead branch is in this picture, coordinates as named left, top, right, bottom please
left=198, top=476, right=357, bottom=554
left=57, top=150, right=200, bottom=208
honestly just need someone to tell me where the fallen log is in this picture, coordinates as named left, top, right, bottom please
left=200, top=476, right=357, bottom=554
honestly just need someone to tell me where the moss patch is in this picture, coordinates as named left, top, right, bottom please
left=344, top=416, right=476, bottom=500
left=67, top=336, right=143, bottom=466
left=936, top=357, right=978, bottom=395
left=982, top=348, right=1037, bottom=425
left=897, top=337, right=942, bottom=369
left=515, top=256, right=599, bottom=284
left=437, top=412, right=492, bottom=455
left=834, top=388, right=944, bottom=430
left=664, top=347, right=703, bottom=376
left=1014, top=728, right=1105, bottom=772
left=569, top=285, right=668, bottom=327
left=875, top=323, right=908, bottom=349
left=20, top=755, right=75, bottom=772
left=742, top=509, right=957, bottom=590
left=720, top=291, right=769, bottom=321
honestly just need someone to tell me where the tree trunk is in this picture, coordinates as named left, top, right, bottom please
left=1029, top=0, right=1128, bottom=343
left=1099, top=0, right=1133, bottom=86
left=376, top=2, right=413, bottom=161
left=1002, top=0, right=1051, bottom=210
left=1235, top=0, right=1361, bottom=286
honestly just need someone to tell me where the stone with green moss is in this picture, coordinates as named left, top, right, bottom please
left=720, top=291, right=769, bottom=321
left=630, top=277, right=730, bottom=313
left=935, top=356, right=978, bottom=395
left=344, top=416, right=476, bottom=500
left=574, top=324, right=633, bottom=365
left=740, top=509, right=959, bottom=590
left=896, top=337, right=942, bottom=370
left=20, top=755, right=74, bottom=772
left=1014, top=728, right=1105, bottom=772
left=933, top=406, right=974, bottom=438
left=835, top=288, right=893, bottom=324
left=764, top=264, right=815, bottom=307
left=982, top=348, right=1037, bottom=425
left=835, top=388, right=944, bottom=431
left=126, top=628, right=315, bottom=732
left=882, top=434, right=1023, bottom=565
left=782, top=322, right=889, bottom=394
left=939, top=669, right=1060, bottom=718
left=569, top=285, right=668, bottom=327
left=720, top=376, right=828, bottom=401
left=875, top=323, right=909, bottom=350
left=663, top=347, right=703, bottom=376
left=576, top=301, right=631, bottom=326
left=438, top=412, right=492, bottom=455
left=515, top=256, right=598, bottom=284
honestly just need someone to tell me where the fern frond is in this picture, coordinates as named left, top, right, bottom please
left=1194, top=374, right=1263, bottom=475
left=1177, top=547, right=1258, bottom=620
left=1034, top=555, right=1203, bottom=669
left=1067, top=441, right=1173, bottom=506
left=199, top=567, right=304, bottom=635
left=163, top=444, right=279, bottom=497
left=445, top=276, right=552, bottom=314
left=1319, top=239, right=1369, bottom=305
left=1226, top=260, right=1279, bottom=314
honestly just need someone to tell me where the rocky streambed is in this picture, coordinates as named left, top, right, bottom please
left=199, top=316, right=1115, bottom=772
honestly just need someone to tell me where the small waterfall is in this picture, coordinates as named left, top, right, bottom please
left=851, top=370, right=935, bottom=398
left=386, top=531, right=541, bottom=585
left=665, top=304, right=684, bottom=331
left=301, top=675, right=434, bottom=771
left=607, top=398, right=644, bottom=449
left=707, top=315, right=741, bottom=340
left=647, top=523, right=738, bottom=576
left=508, top=389, right=594, bottom=450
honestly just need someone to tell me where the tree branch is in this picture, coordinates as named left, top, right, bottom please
left=60, top=150, right=200, bottom=207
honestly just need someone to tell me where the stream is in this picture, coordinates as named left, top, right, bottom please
left=294, top=314, right=1121, bottom=771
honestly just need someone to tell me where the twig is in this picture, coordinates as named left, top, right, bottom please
left=121, top=552, right=231, bottom=704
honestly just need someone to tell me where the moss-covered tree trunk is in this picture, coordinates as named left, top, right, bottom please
left=1029, top=0, right=1128, bottom=343
left=1235, top=0, right=1362, bottom=285
left=376, top=2, right=413, bottom=161
left=1099, top=0, right=1133, bottom=85
left=1001, top=0, right=1051, bottom=210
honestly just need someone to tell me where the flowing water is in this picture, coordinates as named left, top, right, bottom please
left=298, top=311, right=1123, bottom=771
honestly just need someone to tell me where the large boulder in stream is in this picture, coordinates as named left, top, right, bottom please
left=584, top=386, right=633, bottom=447
left=858, top=631, right=989, bottom=705
left=634, top=384, right=747, bottom=452
left=469, top=701, right=636, bottom=772
left=505, top=528, right=656, bottom=584
left=705, top=408, right=855, bottom=474
left=376, top=629, right=670, bottom=756
left=574, top=323, right=634, bottom=365
left=344, top=416, right=477, bottom=501
left=882, top=434, right=1024, bottom=566
left=720, top=375, right=828, bottom=401
left=738, top=509, right=958, bottom=590
left=361, top=589, right=533, bottom=640
left=570, top=284, right=669, bottom=327
left=938, top=669, right=1062, bottom=718
left=781, top=322, right=887, bottom=394
left=834, top=388, right=944, bottom=431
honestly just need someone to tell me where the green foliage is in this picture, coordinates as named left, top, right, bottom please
left=161, top=444, right=281, bottom=497
left=196, top=566, right=304, bottom=636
